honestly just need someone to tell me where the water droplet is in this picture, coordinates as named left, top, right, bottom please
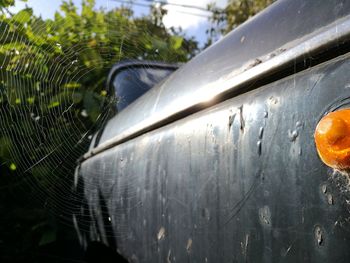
left=201, top=208, right=210, bottom=220
left=327, top=194, right=334, bottom=205
left=238, top=105, right=244, bottom=131
left=71, top=59, right=78, bottom=65
left=259, top=206, right=271, bottom=226
left=263, top=111, right=268, bottom=118
left=228, top=113, right=235, bottom=128
left=108, top=217, right=111, bottom=222
left=240, top=36, right=245, bottom=43
left=259, top=127, right=264, bottom=139
left=296, top=121, right=303, bottom=128
left=157, top=227, right=165, bottom=240
left=155, top=49, right=159, bottom=53
left=186, top=238, right=192, bottom=252
left=321, top=184, right=327, bottom=193
left=257, top=140, right=262, bottom=155
left=288, top=129, right=298, bottom=142
left=269, top=96, right=278, bottom=105
left=314, top=226, right=324, bottom=246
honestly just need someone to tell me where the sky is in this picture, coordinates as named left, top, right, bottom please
left=9, top=0, right=227, bottom=46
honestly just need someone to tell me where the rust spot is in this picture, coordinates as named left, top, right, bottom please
left=249, top=58, right=262, bottom=68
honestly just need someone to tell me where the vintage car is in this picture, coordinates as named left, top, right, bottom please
left=73, top=0, right=350, bottom=262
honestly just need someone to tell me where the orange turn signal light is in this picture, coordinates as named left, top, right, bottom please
left=314, top=109, right=350, bottom=170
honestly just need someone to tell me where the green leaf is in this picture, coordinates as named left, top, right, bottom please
left=26, top=97, right=35, bottom=104
left=0, top=137, right=12, bottom=158
left=39, top=228, right=56, bottom=246
left=12, top=8, right=33, bottom=24
left=171, top=36, right=183, bottom=50
left=0, top=0, right=14, bottom=7
left=48, top=101, right=60, bottom=108
left=63, top=82, right=81, bottom=89
left=72, top=92, right=83, bottom=103
left=30, top=18, right=47, bottom=37
left=9, top=163, right=16, bottom=171
left=80, top=48, right=103, bottom=69
left=83, top=91, right=101, bottom=122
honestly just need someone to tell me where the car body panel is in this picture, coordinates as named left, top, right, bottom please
left=74, top=0, right=350, bottom=262
left=92, top=0, right=350, bottom=152
left=75, top=53, right=350, bottom=262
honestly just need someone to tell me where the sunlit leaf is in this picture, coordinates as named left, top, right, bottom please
left=63, top=82, right=81, bottom=89
left=171, top=36, right=183, bottom=50
left=12, top=8, right=33, bottom=24
left=48, top=101, right=60, bottom=108
left=9, top=163, right=16, bottom=171
left=26, top=97, right=35, bottom=104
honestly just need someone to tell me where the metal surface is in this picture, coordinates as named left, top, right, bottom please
left=75, top=53, right=350, bottom=262
left=86, top=0, right=350, bottom=160
left=75, top=0, right=350, bottom=261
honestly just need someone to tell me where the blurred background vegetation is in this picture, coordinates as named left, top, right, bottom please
left=0, top=0, right=274, bottom=262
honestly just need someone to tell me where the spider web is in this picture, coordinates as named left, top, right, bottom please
left=0, top=0, right=212, bottom=255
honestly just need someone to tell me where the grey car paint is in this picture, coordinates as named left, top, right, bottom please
left=75, top=0, right=350, bottom=262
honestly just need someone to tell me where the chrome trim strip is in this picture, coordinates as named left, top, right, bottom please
left=82, top=15, right=350, bottom=161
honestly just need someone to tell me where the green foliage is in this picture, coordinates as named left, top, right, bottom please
left=0, top=0, right=14, bottom=8
left=0, top=0, right=198, bottom=178
left=207, top=0, right=276, bottom=44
